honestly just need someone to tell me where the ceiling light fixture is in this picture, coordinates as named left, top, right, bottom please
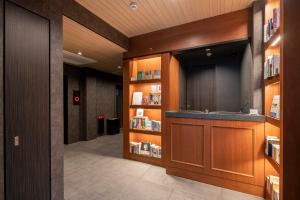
left=206, top=48, right=211, bottom=52
left=77, top=52, right=82, bottom=56
left=206, top=52, right=212, bottom=57
left=271, top=36, right=281, bottom=47
left=129, top=1, right=138, bottom=10
left=117, top=65, right=122, bottom=69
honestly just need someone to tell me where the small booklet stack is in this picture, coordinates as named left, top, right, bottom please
left=264, top=55, right=280, bottom=79
left=130, top=117, right=161, bottom=132
left=265, top=136, right=280, bottom=165
left=266, top=176, right=280, bottom=200
left=129, top=141, right=161, bottom=158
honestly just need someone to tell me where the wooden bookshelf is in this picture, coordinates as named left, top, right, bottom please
left=129, top=105, right=161, bottom=109
left=266, top=116, right=280, bottom=128
left=129, top=129, right=161, bottom=136
left=263, top=0, right=282, bottom=199
left=264, top=28, right=281, bottom=49
left=129, top=79, right=161, bottom=84
left=123, top=53, right=180, bottom=167
left=264, top=75, right=280, bottom=86
left=266, top=156, right=280, bottom=173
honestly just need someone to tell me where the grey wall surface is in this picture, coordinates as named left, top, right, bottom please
left=252, top=0, right=264, bottom=114
left=215, top=56, right=241, bottom=112
left=96, top=77, right=117, bottom=134
left=184, top=54, right=243, bottom=112
left=179, top=64, right=187, bottom=110
left=64, top=65, right=122, bottom=144
left=240, top=43, right=253, bottom=113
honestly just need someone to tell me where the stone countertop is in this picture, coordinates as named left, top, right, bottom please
left=166, top=111, right=265, bottom=122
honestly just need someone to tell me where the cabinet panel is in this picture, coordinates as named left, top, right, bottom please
left=166, top=117, right=265, bottom=196
left=208, top=121, right=265, bottom=186
left=171, top=123, right=205, bottom=167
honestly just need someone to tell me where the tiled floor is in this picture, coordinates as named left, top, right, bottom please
left=64, top=133, right=264, bottom=200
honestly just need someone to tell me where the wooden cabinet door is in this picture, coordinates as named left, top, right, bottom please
left=207, top=120, right=265, bottom=186
left=166, top=118, right=210, bottom=173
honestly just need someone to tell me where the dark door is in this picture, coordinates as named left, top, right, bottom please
left=64, top=75, right=69, bottom=144
left=116, top=85, right=123, bottom=127
left=5, top=2, right=50, bottom=200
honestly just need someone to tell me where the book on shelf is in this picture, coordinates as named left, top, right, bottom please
left=153, top=70, right=161, bottom=79
left=137, top=71, right=144, bottom=80
left=129, top=141, right=161, bottom=158
left=150, top=84, right=161, bottom=93
left=266, top=176, right=280, bottom=200
left=270, top=95, right=280, bottom=119
left=145, top=70, right=152, bottom=80
left=264, top=55, right=280, bottom=79
left=136, top=108, right=144, bottom=117
left=140, top=142, right=151, bottom=156
left=265, top=136, right=280, bottom=164
left=132, top=92, right=143, bottom=105
left=264, top=8, right=280, bottom=43
left=130, top=117, right=161, bottom=132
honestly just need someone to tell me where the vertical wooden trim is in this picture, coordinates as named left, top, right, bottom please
left=123, top=59, right=130, bottom=158
left=161, top=53, right=170, bottom=165
left=0, top=0, right=3, bottom=199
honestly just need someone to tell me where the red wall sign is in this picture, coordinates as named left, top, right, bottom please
left=73, top=90, right=80, bottom=105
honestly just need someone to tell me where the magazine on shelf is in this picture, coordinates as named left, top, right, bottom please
left=132, top=92, right=143, bottom=105
left=270, top=95, right=280, bottom=119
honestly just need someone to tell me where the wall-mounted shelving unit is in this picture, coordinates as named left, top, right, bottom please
left=263, top=0, right=283, bottom=199
left=123, top=54, right=179, bottom=167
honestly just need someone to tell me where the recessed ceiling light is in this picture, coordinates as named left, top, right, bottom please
left=117, top=65, right=122, bottom=69
left=77, top=52, right=82, bottom=56
left=129, top=1, right=138, bottom=10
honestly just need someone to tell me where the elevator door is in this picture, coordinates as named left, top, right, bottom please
left=5, top=2, right=50, bottom=199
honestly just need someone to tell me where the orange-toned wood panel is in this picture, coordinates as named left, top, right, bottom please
left=211, top=127, right=254, bottom=176
left=170, top=123, right=205, bottom=168
left=265, top=0, right=280, bottom=24
left=129, top=109, right=161, bottom=121
left=124, top=9, right=251, bottom=59
left=168, top=56, right=180, bottom=111
left=129, top=132, right=161, bottom=146
left=208, top=121, right=265, bottom=186
left=123, top=59, right=131, bottom=158
left=129, top=83, right=161, bottom=105
left=166, top=117, right=265, bottom=197
left=265, top=82, right=280, bottom=117
left=130, top=56, right=161, bottom=80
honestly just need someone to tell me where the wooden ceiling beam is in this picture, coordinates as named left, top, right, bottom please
left=63, top=0, right=129, bottom=50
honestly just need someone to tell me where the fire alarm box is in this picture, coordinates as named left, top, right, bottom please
left=73, top=90, right=80, bottom=105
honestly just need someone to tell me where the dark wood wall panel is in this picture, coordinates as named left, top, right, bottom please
left=282, top=0, right=300, bottom=199
left=5, top=2, right=50, bottom=199
left=2, top=0, right=64, bottom=199
left=125, top=9, right=252, bottom=59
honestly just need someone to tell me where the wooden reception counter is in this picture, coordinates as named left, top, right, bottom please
left=165, top=111, right=265, bottom=197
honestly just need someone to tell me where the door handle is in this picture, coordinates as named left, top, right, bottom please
left=14, top=136, right=20, bottom=146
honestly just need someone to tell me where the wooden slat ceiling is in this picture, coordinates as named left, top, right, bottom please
left=76, top=0, right=255, bottom=37
left=63, top=16, right=126, bottom=75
